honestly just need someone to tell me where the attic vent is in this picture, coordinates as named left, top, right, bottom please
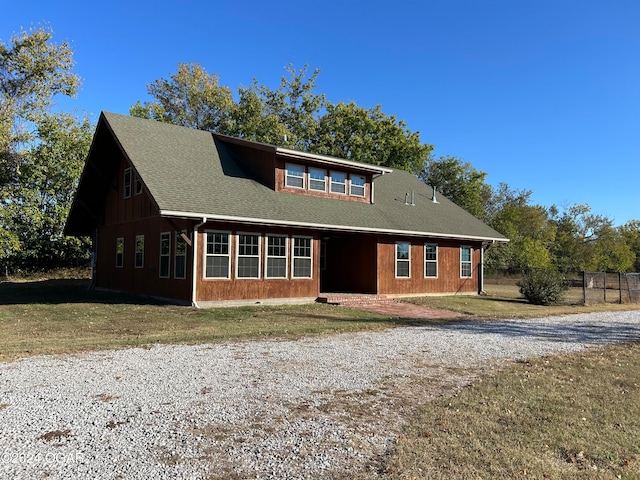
left=404, top=191, right=415, bottom=206
left=432, top=186, right=439, bottom=204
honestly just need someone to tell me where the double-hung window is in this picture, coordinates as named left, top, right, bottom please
left=134, top=173, right=142, bottom=195
left=123, top=168, right=132, bottom=198
left=461, top=246, right=472, bottom=278
left=292, top=237, right=312, bottom=278
left=425, top=244, right=438, bottom=278
left=135, top=235, right=144, bottom=268
left=174, top=234, right=187, bottom=279
left=350, top=174, right=366, bottom=197
left=309, top=168, right=326, bottom=192
left=116, top=238, right=124, bottom=268
left=330, top=171, right=347, bottom=194
left=396, top=242, right=410, bottom=278
left=285, top=164, right=305, bottom=189
left=159, top=233, right=170, bottom=278
left=266, top=235, right=288, bottom=278
left=205, top=232, right=230, bottom=279
left=237, top=233, right=260, bottom=278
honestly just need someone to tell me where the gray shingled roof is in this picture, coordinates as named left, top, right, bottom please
left=89, top=112, right=507, bottom=242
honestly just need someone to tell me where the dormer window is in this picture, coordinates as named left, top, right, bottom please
left=285, top=164, right=305, bottom=189
left=123, top=168, right=132, bottom=198
left=350, top=174, right=366, bottom=197
left=330, top=171, right=346, bottom=194
left=309, top=168, right=326, bottom=191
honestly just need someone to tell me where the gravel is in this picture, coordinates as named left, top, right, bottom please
left=1, top=310, right=639, bottom=479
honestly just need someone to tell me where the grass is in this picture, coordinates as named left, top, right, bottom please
left=384, top=342, right=640, bottom=479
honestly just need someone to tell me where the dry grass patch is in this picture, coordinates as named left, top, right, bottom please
left=385, top=342, right=640, bottom=479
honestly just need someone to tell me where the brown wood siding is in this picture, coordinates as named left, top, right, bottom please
left=220, top=141, right=276, bottom=188
left=377, top=237, right=482, bottom=295
left=103, top=159, right=156, bottom=226
left=195, top=222, right=320, bottom=302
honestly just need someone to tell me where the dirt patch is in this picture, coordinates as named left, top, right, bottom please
left=348, top=301, right=465, bottom=320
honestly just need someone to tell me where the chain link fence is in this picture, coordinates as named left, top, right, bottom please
left=581, top=272, right=640, bottom=304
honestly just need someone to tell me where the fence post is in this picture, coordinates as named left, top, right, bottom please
left=619, top=272, right=623, bottom=304
left=604, top=273, right=607, bottom=303
left=582, top=271, right=586, bottom=304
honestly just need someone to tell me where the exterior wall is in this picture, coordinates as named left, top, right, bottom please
left=218, top=139, right=276, bottom=188
left=274, top=156, right=371, bottom=203
left=377, top=237, right=483, bottom=295
left=195, top=222, right=320, bottom=302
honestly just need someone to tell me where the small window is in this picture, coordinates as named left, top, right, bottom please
left=134, top=173, right=142, bottom=195
left=350, top=174, right=366, bottom=197
left=159, top=232, right=170, bottom=278
left=330, top=171, right=346, bottom=194
left=461, top=246, right=472, bottom=278
left=285, top=164, right=305, bottom=189
left=308, top=168, right=326, bottom=192
left=175, top=234, right=187, bottom=279
left=266, top=235, right=288, bottom=278
left=205, top=232, right=230, bottom=279
left=237, top=233, right=260, bottom=279
left=116, top=237, right=124, bottom=268
left=396, top=242, right=410, bottom=278
left=123, top=168, right=132, bottom=198
left=292, top=237, right=312, bottom=278
left=425, top=244, right=438, bottom=278
left=135, top=235, right=144, bottom=268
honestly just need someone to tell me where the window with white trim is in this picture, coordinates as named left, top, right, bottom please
left=237, top=233, right=260, bottom=278
left=135, top=235, right=144, bottom=268
left=266, top=235, right=288, bottom=278
left=461, top=246, right=472, bottom=278
left=350, top=174, right=366, bottom=197
left=396, top=242, right=410, bottom=278
left=174, top=234, right=187, bottom=279
left=425, top=244, right=438, bottom=278
left=134, top=172, right=142, bottom=195
left=116, top=237, right=124, bottom=268
left=123, top=168, right=132, bottom=198
left=285, top=164, right=305, bottom=189
left=330, top=171, right=346, bottom=194
left=159, top=232, right=170, bottom=278
left=205, top=231, right=230, bottom=279
left=292, top=237, right=312, bottom=278
left=308, top=167, right=326, bottom=192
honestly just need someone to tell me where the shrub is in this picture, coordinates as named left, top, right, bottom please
left=518, top=269, right=569, bottom=305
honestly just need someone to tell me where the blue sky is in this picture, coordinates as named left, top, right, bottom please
left=4, top=0, right=639, bottom=225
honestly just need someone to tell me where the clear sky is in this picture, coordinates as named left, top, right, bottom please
left=3, top=0, right=639, bottom=225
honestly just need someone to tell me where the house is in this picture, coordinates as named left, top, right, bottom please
left=65, top=112, right=508, bottom=307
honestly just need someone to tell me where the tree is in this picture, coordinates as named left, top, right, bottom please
left=620, top=220, right=640, bottom=272
left=419, top=155, right=491, bottom=218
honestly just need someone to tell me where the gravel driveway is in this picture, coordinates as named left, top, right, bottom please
left=2, top=310, right=640, bottom=479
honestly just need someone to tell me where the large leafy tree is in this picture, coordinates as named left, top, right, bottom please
left=1, top=26, right=88, bottom=272
left=620, top=220, right=640, bottom=272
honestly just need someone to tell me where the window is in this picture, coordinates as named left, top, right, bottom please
left=330, top=171, right=346, bottom=194
left=266, top=235, right=288, bottom=278
left=159, top=232, right=170, bottom=278
left=292, top=237, right=312, bottom=278
left=237, top=233, right=260, bottom=278
left=116, top=238, right=124, bottom=268
left=135, top=235, right=144, bottom=268
left=309, top=167, right=326, bottom=191
left=285, top=164, right=305, bottom=189
left=205, top=232, right=230, bottom=279
left=134, top=172, right=142, bottom=195
left=425, top=244, right=438, bottom=278
left=175, top=234, right=187, bottom=279
left=461, top=246, right=472, bottom=278
left=396, top=242, right=410, bottom=278
left=350, top=174, right=366, bottom=197
left=123, top=168, right=132, bottom=198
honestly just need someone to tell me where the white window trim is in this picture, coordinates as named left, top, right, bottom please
left=265, top=235, right=289, bottom=279
left=123, top=168, right=132, bottom=198
left=235, top=232, right=261, bottom=279
left=461, top=245, right=473, bottom=278
left=174, top=233, right=187, bottom=280
left=159, top=232, right=171, bottom=278
left=308, top=167, right=327, bottom=192
left=204, top=230, right=232, bottom=280
left=349, top=174, right=366, bottom=197
left=134, top=234, right=144, bottom=269
left=285, top=163, right=305, bottom=189
left=115, top=237, right=124, bottom=268
left=395, top=242, right=411, bottom=279
left=292, top=236, right=313, bottom=279
left=425, top=243, right=438, bottom=278
left=329, top=170, right=347, bottom=195
left=134, top=172, right=142, bottom=196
